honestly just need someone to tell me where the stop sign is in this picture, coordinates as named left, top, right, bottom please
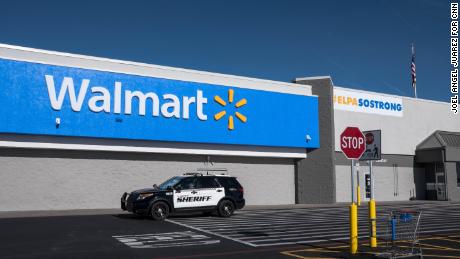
left=340, top=127, right=366, bottom=159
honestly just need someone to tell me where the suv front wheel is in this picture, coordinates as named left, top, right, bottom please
left=150, top=201, right=170, bottom=220
left=217, top=200, right=235, bottom=217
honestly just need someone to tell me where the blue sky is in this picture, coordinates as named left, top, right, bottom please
left=0, top=0, right=451, bottom=101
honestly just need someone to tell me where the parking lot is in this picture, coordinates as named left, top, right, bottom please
left=1, top=202, right=460, bottom=259
left=168, top=202, right=460, bottom=247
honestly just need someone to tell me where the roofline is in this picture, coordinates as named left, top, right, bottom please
left=416, top=130, right=460, bottom=149
left=334, top=86, right=449, bottom=105
left=0, top=43, right=313, bottom=96
left=293, top=76, right=335, bottom=90
left=436, top=130, right=460, bottom=135
left=416, top=130, right=442, bottom=150
left=294, top=75, right=333, bottom=82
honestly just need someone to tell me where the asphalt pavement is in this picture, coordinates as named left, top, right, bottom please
left=1, top=202, right=460, bottom=259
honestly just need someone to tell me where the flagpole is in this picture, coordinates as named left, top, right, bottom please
left=411, top=43, right=417, bottom=98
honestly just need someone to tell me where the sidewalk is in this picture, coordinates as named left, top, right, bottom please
left=0, top=200, right=456, bottom=219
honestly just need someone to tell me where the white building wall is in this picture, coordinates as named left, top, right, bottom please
left=334, top=87, right=457, bottom=202
left=334, top=87, right=460, bottom=155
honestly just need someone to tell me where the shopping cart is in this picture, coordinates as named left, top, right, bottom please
left=378, top=210, right=423, bottom=258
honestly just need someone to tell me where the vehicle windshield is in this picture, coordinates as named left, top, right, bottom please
left=158, top=176, right=183, bottom=190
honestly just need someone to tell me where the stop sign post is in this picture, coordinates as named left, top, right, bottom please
left=340, top=127, right=365, bottom=206
left=340, top=127, right=365, bottom=255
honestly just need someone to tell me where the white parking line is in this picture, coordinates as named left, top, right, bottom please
left=166, top=219, right=259, bottom=247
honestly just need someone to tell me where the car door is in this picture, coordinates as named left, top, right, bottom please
left=173, top=177, right=200, bottom=209
left=195, top=177, right=225, bottom=207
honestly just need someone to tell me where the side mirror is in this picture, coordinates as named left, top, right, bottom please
left=166, top=185, right=173, bottom=191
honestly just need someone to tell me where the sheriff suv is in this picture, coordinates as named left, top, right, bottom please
left=121, top=173, right=245, bottom=220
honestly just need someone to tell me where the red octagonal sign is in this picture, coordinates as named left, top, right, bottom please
left=340, top=127, right=366, bottom=160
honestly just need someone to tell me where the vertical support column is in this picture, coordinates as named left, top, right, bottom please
left=350, top=160, right=358, bottom=254
left=351, top=160, right=355, bottom=202
left=369, top=161, right=377, bottom=248
left=356, top=163, right=361, bottom=206
left=294, top=77, right=336, bottom=204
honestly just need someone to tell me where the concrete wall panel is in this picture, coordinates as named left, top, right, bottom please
left=446, top=162, right=460, bottom=201
left=335, top=164, right=424, bottom=202
left=0, top=148, right=294, bottom=211
left=294, top=77, right=336, bottom=204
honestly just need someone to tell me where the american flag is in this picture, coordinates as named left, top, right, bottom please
left=411, top=43, right=417, bottom=98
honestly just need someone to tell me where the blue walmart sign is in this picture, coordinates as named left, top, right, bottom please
left=0, top=58, right=319, bottom=148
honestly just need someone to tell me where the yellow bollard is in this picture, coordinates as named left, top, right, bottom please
left=357, top=186, right=361, bottom=206
left=350, top=202, right=358, bottom=254
left=369, top=199, right=377, bottom=248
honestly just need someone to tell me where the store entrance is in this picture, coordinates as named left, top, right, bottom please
left=425, top=162, right=447, bottom=201
left=435, top=163, right=447, bottom=200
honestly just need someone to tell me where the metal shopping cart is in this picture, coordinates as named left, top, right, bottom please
left=378, top=210, right=423, bottom=258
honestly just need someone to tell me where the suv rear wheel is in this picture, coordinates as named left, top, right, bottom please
left=217, top=200, right=235, bottom=217
left=150, top=201, right=170, bottom=220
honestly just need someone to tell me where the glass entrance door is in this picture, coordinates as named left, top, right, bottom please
left=435, top=162, right=447, bottom=201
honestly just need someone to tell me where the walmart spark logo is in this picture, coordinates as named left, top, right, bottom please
left=213, top=89, right=247, bottom=130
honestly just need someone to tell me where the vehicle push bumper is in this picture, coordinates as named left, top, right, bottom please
left=121, top=192, right=150, bottom=214
left=121, top=192, right=129, bottom=211
left=121, top=192, right=136, bottom=212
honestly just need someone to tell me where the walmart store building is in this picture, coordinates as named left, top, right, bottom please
left=0, top=44, right=459, bottom=211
